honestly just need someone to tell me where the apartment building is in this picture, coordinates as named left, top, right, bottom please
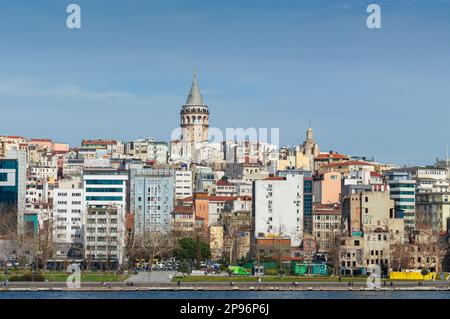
left=83, top=168, right=128, bottom=268
left=52, top=181, right=84, bottom=261
left=175, top=169, right=193, bottom=200
left=129, top=168, right=175, bottom=234
left=253, top=174, right=304, bottom=246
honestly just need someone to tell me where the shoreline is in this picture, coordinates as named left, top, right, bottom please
left=2, top=282, right=450, bottom=292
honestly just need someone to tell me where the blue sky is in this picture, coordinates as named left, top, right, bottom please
left=0, top=0, right=449, bottom=165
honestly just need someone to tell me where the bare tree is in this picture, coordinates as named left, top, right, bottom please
left=390, top=242, right=410, bottom=271
left=0, top=204, right=31, bottom=265
left=127, top=230, right=175, bottom=272
left=327, top=230, right=342, bottom=276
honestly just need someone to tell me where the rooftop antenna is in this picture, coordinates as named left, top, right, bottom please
left=446, top=144, right=449, bottom=167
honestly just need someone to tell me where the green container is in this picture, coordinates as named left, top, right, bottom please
left=292, top=263, right=308, bottom=275
left=228, top=266, right=249, bottom=275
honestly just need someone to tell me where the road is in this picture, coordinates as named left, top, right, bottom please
left=127, top=271, right=176, bottom=284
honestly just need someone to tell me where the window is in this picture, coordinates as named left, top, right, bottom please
left=0, top=173, right=7, bottom=182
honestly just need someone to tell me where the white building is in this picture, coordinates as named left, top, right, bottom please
left=52, top=180, right=84, bottom=260
left=253, top=174, right=304, bottom=246
left=175, top=169, right=193, bottom=200
left=125, top=138, right=169, bottom=164
left=215, top=180, right=237, bottom=197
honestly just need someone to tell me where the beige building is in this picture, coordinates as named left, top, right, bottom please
left=339, top=237, right=364, bottom=276
left=312, top=204, right=341, bottom=253
left=416, top=192, right=450, bottom=233
left=171, top=205, right=196, bottom=237
left=340, top=191, right=405, bottom=274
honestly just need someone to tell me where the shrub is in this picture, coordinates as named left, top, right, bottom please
left=265, top=269, right=278, bottom=276
left=421, top=268, right=430, bottom=277
left=9, top=273, right=46, bottom=282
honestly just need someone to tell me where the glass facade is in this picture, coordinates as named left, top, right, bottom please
left=86, top=180, right=124, bottom=185
left=86, top=188, right=123, bottom=193
left=86, top=196, right=123, bottom=201
left=0, top=159, right=18, bottom=205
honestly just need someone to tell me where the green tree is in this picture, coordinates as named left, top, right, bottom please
left=174, top=237, right=211, bottom=261
left=195, top=235, right=202, bottom=269
left=177, top=261, right=192, bottom=277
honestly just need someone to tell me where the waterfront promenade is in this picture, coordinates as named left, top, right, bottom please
left=2, top=279, right=450, bottom=292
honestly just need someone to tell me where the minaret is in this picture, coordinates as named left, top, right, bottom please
left=180, top=71, right=209, bottom=161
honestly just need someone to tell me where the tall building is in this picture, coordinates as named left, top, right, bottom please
left=129, top=168, right=175, bottom=234
left=253, top=175, right=304, bottom=246
left=277, top=169, right=313, bottom=234
left=385, top=171, right=416, bottom=232
left=0, top=149, right=26, bottom=234
left=52, top=180, right=84, bottom=262
left=83, top=168, right=128, bottom=268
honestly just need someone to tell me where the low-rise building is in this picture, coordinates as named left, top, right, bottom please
left=313, top=204, right=341, bottom=253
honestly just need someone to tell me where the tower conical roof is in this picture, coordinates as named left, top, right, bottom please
left=185, top=71, right=205, bottom=106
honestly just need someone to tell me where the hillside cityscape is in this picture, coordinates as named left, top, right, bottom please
left=1, top=73, right=450, bottom=281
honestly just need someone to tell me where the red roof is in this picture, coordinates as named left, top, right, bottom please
left=30, top=138, right=52, bottom=142
left=181, top=196, right=193, bottom=202
left=323, top=161, right=375, bottom=168
left=313, top=209, right=341, bottom=215
left=173, top=206, right=194, bottom=213
left=316, top=152, right=349, bottom=160
left=209, top=196, right=237, bottom=202
left=264, top=177, right=286, bottom=181
left=216, top=180, right=235, bottom=186
left=370, top=172, right=382, bottom=177
left=82, top=139, right=117, bottom=146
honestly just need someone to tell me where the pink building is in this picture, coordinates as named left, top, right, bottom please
left=313, top=171, right=342, bottom=204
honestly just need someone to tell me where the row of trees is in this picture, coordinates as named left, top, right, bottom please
left=1, top=204, right=212, bottom=270
left=126, top=231, right=211, bottom=271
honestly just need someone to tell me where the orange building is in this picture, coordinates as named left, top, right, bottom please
left=313, top=171, right=342, bottom=204
left=193, top=192, right=209, bottom=231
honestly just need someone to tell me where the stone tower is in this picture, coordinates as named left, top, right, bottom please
left=179, top=71, right=209, bottom=161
